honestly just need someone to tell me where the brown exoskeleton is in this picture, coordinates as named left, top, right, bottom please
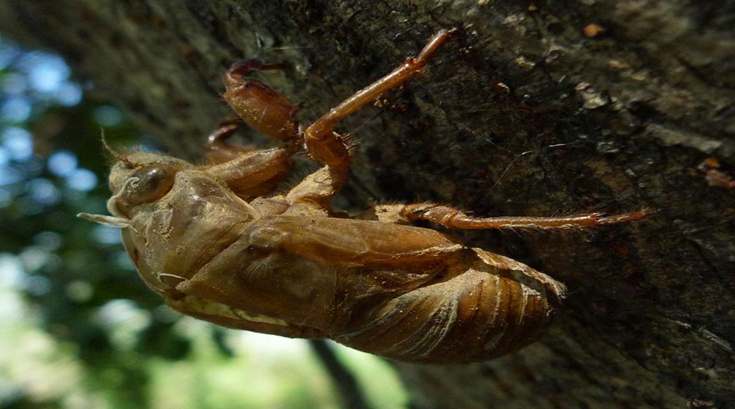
left=79, top=30, right=645, bottom=364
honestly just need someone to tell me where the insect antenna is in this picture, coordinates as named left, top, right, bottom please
left=100, top=128, right=119, bottom=157
left=99, top=128, right=140, bottom=169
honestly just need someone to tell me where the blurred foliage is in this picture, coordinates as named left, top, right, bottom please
left=0, top=34, right=407, bottom=409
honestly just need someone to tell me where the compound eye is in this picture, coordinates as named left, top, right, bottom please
left=123, top=165, right=176, bottom=206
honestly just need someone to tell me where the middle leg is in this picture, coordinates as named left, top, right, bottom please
left=303, top=29, right=455, bottom=168
left=288, top=29, right=455, bottom=214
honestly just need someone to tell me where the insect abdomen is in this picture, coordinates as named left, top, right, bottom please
left=336, top=249, right=565, bottom=364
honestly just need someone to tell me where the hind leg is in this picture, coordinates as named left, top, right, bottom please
left=363, top=203, right=648, bottom=229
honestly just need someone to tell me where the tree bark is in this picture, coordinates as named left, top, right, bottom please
left=2, top=0, right=733, bottom=407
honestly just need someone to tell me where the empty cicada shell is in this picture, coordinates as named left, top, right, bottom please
left=80, top=29, right=645, bottom=364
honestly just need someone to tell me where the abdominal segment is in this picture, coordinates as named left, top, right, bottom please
left=336, top=249, right=565, bottom=364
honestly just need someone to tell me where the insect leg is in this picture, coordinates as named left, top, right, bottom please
left=205, top=146, right=294, bottom=200
left=285, top=165, right=348, bottom=211
left=372, top=203, right=648, bottom=229
left=204, top=119, right=257, bottom=164
left=223, top=59, right=301, bottom=143
left=303, top=29, right=455, bottom=167
left=211, top=60, right=305, bottom=198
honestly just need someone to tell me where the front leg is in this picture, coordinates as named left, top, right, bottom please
left=204, top=122, right=295, bottom=200
left=205, top=148, right=293, bottom=200
left=223, top=60, right=301, bottom=143
left=204, top=119, right=257, bottom=164
left=207, top=57, right=305, bottom=198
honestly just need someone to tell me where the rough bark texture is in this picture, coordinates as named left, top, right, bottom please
left=2, top=1, right=733, bottom=407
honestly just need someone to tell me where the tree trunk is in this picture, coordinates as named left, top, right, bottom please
left=3, top=1, right=733, bottom=407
